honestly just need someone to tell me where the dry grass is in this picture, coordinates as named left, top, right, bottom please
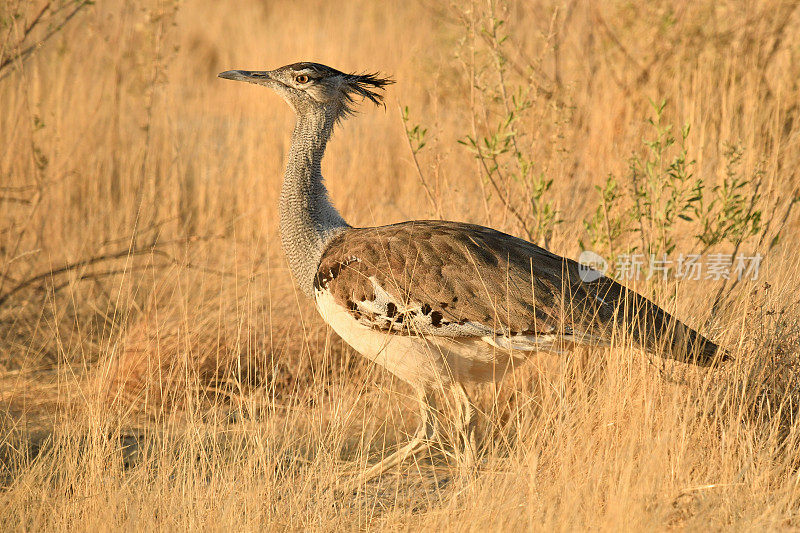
left=2, top=0, right=800, bottom=530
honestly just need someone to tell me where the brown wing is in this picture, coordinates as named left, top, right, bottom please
left=314, top=221, right=722, bottom=365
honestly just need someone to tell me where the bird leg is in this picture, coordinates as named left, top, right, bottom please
left=451, top=383, right=478, bottom=471
left=350, top=388, right=437, bottom=488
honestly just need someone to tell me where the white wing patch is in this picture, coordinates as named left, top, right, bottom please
left=351, top=277, right=493, bottom=338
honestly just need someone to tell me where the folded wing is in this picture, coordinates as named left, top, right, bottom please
left=314, top=221, right=723, bottom=365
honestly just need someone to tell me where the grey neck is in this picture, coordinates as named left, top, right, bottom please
left=279, top=106, right=349, bottom=298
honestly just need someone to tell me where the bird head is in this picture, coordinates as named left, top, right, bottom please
left=218, top=62, right=393, bottom=120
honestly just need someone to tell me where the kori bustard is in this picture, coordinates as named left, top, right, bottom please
left=219, top=62, right=725, bottom=483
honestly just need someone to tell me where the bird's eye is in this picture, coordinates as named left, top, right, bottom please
left=295, top=75, right=309, bottom=84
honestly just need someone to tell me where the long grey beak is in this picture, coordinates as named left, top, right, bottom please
left=218, top=70, right=271, bottom=82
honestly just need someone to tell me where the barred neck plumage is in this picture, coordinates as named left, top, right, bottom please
left=279, top=106, right=349, bottom=297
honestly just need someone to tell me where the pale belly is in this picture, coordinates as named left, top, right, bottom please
left=314, top=289, right=532, bottom=389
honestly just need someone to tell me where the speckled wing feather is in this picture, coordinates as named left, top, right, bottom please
left=314, top=221, right=722, bottom=365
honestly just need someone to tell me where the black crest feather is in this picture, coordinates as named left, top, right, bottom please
left=339, top=71, right=394, bottom=118
left=343, top=71, right=394, bottom=106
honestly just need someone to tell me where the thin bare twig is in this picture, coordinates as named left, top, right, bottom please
left=48, top=264, right=173, bottom=295
left=0, top=246, right=163, bottom=308
left=0, top=197, right=31, bottom=205
left=398, top=104, right=441, bottom=218
left=0, top=2, right=49, bottom=70
left=0, top=234, right=235, bottom=308
left=473, top=141, right=533, bottom=241
left=462, top=0, right=493, bottom=225
left=0, top=1, right=92, bottom=80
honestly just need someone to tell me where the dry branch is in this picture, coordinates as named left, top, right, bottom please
left=0, top=235, right=229, bottom=308
left=0, top=1, right=93, bottom=80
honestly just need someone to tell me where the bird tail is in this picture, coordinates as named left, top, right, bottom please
left=615, top=288, right=730, bottom=367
